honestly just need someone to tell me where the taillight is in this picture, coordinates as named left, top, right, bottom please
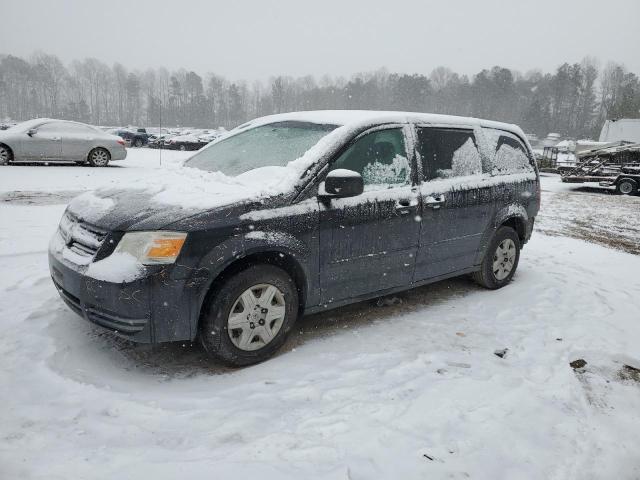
left=117, top=139, right=125, bottom=146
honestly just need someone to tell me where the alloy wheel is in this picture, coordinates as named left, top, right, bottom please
left=227, top=284, right=286, bottom=351
left=91, top=149, right=109, bottom=166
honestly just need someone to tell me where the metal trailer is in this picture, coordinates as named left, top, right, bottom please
left=560, top=142, right=640, bottom=195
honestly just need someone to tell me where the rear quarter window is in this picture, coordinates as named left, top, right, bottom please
left=482, top=128, right=533, bottom=175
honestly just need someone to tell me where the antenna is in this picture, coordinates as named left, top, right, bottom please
left=159, top=96, right=162, bottom=167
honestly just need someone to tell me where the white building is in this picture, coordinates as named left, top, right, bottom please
left=599, top=119, right=640, bottom=143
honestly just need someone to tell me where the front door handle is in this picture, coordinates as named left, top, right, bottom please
left=425, top=195, right=446, bottom=209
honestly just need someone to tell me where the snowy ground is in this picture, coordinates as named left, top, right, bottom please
left=537, top=173, right=640, bottom=254
left=1, top=150, right=639, bottom=479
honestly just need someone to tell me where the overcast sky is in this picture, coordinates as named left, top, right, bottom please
left=2, top=0, right=639, bottom=80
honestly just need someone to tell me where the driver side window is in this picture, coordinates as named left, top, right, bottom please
left=37, top=122, right=66, bottom=133
left=330, top=128, right=410, bottom=190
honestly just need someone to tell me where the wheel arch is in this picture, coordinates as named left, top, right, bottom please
left=0, top=142, right=14, bottom=162
left=500, top=216, right=527, bottom=243
left=495, top=204, right=529, bottom=243
left=475, top=205, right=529, bottom=266
left=87, top=145, right=112, bottom=159
left=616, top=176, right=638, bottom=193
left=189, top=233, right=313, bottom=340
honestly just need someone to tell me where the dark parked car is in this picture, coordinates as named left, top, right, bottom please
left=49, top=111, right=540, bottom=366
left=147, top=133, right=174, bottom=149
left=164, top=133, right=203, bottom=151
left=108, top=128, right=149, bottom=147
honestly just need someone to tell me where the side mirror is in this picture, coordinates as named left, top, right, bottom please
left=319, top=169, right=364, bottom=199
left=27, top=128, right=37, bottom=137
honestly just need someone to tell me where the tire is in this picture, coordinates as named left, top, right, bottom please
left=199, top=265, right=299, bottom=367
left=616, top=178, right=637, bottom=195
left=179, top=145, right=186, bottom=151
left=0, top=144, right=13, bottom=165
left=87, top=148, right=110, bottom=167
left=473, top=226, right=521, bottom=289
left=134, top=138, right=143, bottom=148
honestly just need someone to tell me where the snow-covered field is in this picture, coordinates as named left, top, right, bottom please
left=1, top=150, right=639, bottom=479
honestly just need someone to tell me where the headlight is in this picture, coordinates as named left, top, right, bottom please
left=114, top=231, right=187, bottom=265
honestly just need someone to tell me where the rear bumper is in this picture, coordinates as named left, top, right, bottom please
left=49, top=247, right=195, bottom=343
left=524, top=216, right=535, bottom=244
left=110, top=147, right=127, bottom=161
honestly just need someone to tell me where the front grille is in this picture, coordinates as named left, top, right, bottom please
left=58, top=212, right=107, bottom=260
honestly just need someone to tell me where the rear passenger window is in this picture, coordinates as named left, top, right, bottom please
left=483, top=128, right=533, bottom=175
left=416, top=128, right=482, bottom=180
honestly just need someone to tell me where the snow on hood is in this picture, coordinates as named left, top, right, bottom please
left=65, top=164, right=290, bottom=227
left=69, top=191, right=115, bottom=218
left=170, top=134, right=201, bottom=143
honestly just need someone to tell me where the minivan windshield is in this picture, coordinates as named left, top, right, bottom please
left=185, top=121, right=338, bottom=176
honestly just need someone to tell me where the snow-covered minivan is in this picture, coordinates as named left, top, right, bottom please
left=49, top=111, right=540, bottom=366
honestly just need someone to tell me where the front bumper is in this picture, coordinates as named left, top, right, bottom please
left=49, top=242, right=195, bottom=343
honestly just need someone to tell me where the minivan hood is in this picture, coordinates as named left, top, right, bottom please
left=65, top=164, right=304, bottom=231
left=66, top=188, right=245, bottom=231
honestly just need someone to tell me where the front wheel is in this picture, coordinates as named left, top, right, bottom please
left=473, top=226, right=521, bottom=289
left=199, top=265, right=299, bottom=366
left=87, top=148, right=110, bottom=167
left=0, top=144, right=13, bottom=165
left=134, top=138, right=143, bottom=147
left=616, top=178, right=637, bottom=195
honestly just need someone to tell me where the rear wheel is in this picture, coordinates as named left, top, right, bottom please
left=199, top=265, right=299, bottom=366
left=0, top=144, right=13, bottom=165
left=473, top=226, right=520, bottom=289
left=87, top=148, right=110, bottom=167
left=179, top=144, right=186, bottom=151
left=617, top=178, right=637, bottom=195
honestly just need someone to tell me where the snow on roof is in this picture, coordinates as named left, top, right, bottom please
left=237, top=110, right=526, bottom=139
left=4, top=118, right=54, bottom=132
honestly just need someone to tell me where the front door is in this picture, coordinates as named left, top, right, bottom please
left=23, top=121, right=63, bottom=161
left=413, top=126, right=495, bottom=280
left=318, top=126, right=421, bottom=304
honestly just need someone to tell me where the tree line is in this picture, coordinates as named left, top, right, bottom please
left=1, top=52, right=639, bottom=138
